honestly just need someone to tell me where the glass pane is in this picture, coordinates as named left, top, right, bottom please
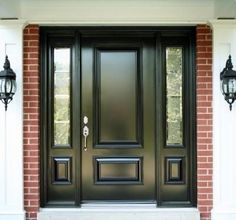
left=54, top=97, right=70, bottom=121
left=166, top=47, right=183, bottom=145
left=100, top=51, right=137, bottom=142
left=54, top=122, right=70, bottom=145
left=54, top=48, right=70, bottom=145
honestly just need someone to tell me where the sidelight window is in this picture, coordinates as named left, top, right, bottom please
left=53, top=48, right=71, bottom=147
left=166, top=47, right=183, bottom=146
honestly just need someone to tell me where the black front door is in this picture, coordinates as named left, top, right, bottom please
left=81, top=35, right=156, bottom=202
left=41, top=27, right=196, bottom=207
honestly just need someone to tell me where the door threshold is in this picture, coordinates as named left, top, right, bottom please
left=81, top=203, right=157, bottom=209
left=40, top=206, right=199, bottom=212
left=40, top=204, right=157, bottom=212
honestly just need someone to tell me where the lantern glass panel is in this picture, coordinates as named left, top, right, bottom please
left=0, top=78, right=17, bottom=97
left=6, top=79, right=13, bottom=93
left=228, top=78, right=236, bottom=94
left=221, top=78, right=230, bottom=95
left=11, top=80, right=17, bottom=94
left=0, top=78, right=6, bottom=96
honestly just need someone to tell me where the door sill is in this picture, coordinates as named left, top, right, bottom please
left=81, top=203, right=157, bottom=209
left=38, top=207, right=200, bottom=220
left=40, top=206, right=199, bottom=212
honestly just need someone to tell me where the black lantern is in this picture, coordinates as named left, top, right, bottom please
left=220, top=55, right=236, bottom=111
left=0, top=56, right=17, bottom=111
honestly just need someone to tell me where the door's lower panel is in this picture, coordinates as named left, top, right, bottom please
left=94, top=157, right=143, bottom=184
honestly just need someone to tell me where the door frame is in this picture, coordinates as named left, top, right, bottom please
left=40, top=27, right=196, bottom=208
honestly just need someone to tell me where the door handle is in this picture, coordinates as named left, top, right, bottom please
left=83, top=116, right=89, bottom=151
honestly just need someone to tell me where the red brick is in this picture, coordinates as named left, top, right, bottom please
left=196, top=25, right=213, bottom=220
left=197, top=41, right=212, bottom=47
left=29, top=41, right=39, bottom=47
left=197, top=47, right=207, bottom=53
left=23, top=25, right=40, bottom=220
left=197, top=28, right=211, bottom=34
left=29, top=28, right=40, bottom=34
left=24, top=59, right=39, bottom=65
left=24, top=35, right=39, bottom=41
left=24, top=47, right=39, bottom=53
left=29, top=53, right=39, bottom=59
left=197, top=59, right=207, bottom=64
left=197, top=65, right=212, bottom=71
left=197, top=52, right=212, bottom=58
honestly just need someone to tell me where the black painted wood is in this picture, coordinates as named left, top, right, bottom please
left=81, top=35, right=156, bottom=202
left=52, top=157, right=72, bottom=184
left=94, top=157, right=142, bottom=184
left=40, top=27, right=196, bottom=207
left=158, top=35, right=196, bottom=207
left=40, top=31, right=79, bottom=206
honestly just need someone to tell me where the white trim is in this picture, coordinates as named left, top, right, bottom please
left=0, top=214, right=25, bottom=220
left=1, top=18, right=208, bottom=27
left=19, top=0, right=214, bottom=25
left=27, top=20, right=206, bottom=26
left=0, top=20, right=27, bottom=28
left=212, top=208, right=236, bottom=220
left=0, top=210, right=25, bottom=220
left=0, top=20, right=25, bottom=220
left=0, top=18, right=209, bottom=27
left=210, top=20, right=236, bottom=220
left=0, top=210, right=25, bottom=215
left=208, top=19, right=236, bottom=29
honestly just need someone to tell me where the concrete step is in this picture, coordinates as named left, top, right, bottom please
left=38, top=206, right=200, bottom=220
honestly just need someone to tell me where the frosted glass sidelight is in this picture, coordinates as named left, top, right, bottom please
left=166, top=47, right=183, bottom=145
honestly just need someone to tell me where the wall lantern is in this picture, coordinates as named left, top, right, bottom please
left=220, top=55, right=236, bottom=111
left=0, top=56, right=17, bottom=111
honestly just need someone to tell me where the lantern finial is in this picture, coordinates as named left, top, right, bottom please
left=226, top=55, right=233, bottom=70
left=3, top=56, right=10, bottom=70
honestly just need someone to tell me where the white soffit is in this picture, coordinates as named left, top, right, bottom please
left=0, top=0, right=20, bottom=19
left=18, top=0, right=215, bottom=24
left=214, top=0, right=236, bottom=19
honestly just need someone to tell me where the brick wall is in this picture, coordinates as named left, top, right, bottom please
left=23, top=25, right=213, bottom=220
left=196, top=25, right=213, bottom=220
left=23, top=25, right=40, bottom=220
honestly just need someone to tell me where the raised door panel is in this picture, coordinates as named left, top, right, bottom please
left=95, top=49, right=142, bottom=147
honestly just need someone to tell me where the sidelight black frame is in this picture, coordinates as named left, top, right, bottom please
left=40, top=26, right=196, bottom=208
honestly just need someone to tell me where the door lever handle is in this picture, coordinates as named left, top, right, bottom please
left=83, top=116, right=89, bottom=151
left=83, top=126, right=89, bottom=151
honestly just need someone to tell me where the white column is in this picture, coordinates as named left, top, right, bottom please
left=0, top=20, right=26, bottom=220
left=211, top=20, right=236, bottom=220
